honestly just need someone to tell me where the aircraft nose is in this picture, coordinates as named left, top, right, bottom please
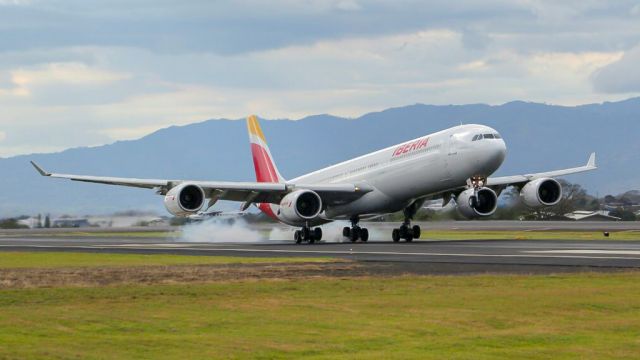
left=492, top=138, right=507, bottom=165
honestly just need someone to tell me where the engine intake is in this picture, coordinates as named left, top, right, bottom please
left=279, top=190, right=322, bottom=223
left=164, top=183, right=205, bottom=216
left=520, top=178, right=562, bottom=207
left=456, top=187, right=498, bottom=219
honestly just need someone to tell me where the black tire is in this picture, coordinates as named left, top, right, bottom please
left=314, top=227, right=322, bottom=241
left=392, top=229, right=400, bottom=242
left=302, top=227, right=310, bottom=241
left=294, top=230, right=302, bottom=244
left=399, top=225, right=408, bottom=238
left=360, top=228, right=369, bottom=242
left=342, top=227, right=351, bottom=237
left=308, top=238, right=315, bottom=244
left=405, top=234, right=414, bottom=242
left=412, top=225, right=421, bottom=239
left=350, top=227, right=360, bottom=242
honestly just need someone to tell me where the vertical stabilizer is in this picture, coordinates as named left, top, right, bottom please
left=246, top=115, right=285, bottom=183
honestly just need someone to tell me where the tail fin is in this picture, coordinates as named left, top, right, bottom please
left=247, top=115, right=285, bottom=183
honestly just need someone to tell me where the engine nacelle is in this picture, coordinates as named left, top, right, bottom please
left=456, top=187, right=498, bottom=219
left=279, top=190, right=323, bottom=223
left=520, top=178, right=562, bottom=207
left=163, top=183, right=205, bottom=217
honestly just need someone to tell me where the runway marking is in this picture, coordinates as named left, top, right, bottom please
left=3, top=244, right=640, bottom=261
left=527, top=250, right=640, bottom=255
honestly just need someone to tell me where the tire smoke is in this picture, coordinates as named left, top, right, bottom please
left=179, top=218, right=263, bottom=243
left=178, top=217, right=384, bottom=243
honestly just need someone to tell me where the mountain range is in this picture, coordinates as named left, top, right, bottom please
left=1, top=98, right=639, bottom=217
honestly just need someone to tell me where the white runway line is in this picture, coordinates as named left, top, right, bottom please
left=527, top=250, right=640, bottom=255
left=3, top=244, right=640, bottom=261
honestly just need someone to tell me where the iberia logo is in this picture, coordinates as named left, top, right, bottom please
left=392, top=138, right=429, bottom=157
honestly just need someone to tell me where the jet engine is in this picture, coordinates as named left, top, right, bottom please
left=456, top=187, right=498, bottom=219
left=520, top=178, right=562, bottom=207
left=279, top=190, right=323, bottom=223
left=163, top=183, right=206, bottom=216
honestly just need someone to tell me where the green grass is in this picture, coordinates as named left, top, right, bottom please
left=0, top=252, right=336, bottom=269
left=2, top=273, right=640, bottom=359
left=422, top=230, right=640, bottom=241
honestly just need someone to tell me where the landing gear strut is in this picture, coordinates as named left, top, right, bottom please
left=342, top=216, right=369, bottom=243
left=392, top=202, right=422, bottom=242
left=468, top=175, right=487, bottom=207
left=294, top=225, right=322, bottom=244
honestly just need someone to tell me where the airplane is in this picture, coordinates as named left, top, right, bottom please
left=31, top=115, right=596, bottom=244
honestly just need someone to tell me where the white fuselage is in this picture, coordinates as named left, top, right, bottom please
left=270, top=124, right=507, bottom=225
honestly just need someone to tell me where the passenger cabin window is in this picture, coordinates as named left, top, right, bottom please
left=483, top=133, right=494, bottom=139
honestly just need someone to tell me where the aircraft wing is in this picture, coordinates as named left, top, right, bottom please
left=30, top=161, right=372, bottom=207
left=486, top=152, right=597, bottom=188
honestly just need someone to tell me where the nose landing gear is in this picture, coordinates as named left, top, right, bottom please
left=342, top=216, right=369, bottom=242
left=468, top=175, right=487, bottom=206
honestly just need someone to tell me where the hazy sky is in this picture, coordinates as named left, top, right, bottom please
left=1, top=0, right=639, bottom=156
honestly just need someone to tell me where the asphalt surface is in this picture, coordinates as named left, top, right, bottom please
left=2, top=238, right=640, bottom=274
left=0, top=220, right=637, bottom=235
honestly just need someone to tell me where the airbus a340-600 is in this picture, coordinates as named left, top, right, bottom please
left=31, top=116, right=596, bottom=244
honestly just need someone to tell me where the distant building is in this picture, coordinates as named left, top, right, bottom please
left=564, top=210, right=621, bottom=221
left=52, top=218, right=91, bottom=228
left=87, top=215, right=167, bottom=227
left=17, top=217, right=41, bottom=228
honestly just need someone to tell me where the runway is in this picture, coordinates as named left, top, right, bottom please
left=3, top=235, right=640, bottom=273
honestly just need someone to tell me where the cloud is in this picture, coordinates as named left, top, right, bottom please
left=2, top=0, right=632, bottom=56
left=11, top=62, right=129, bottom=86
left=0, top=1, right=639, bottom=157
left=591, top=45, right=640, bottom=93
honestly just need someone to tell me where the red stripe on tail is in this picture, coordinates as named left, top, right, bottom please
left=250, top=143, right=280, bottom=183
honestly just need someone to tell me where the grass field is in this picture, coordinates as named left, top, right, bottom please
left=0, top=251, right=335, bottom=269
left=2, top=272, right=640, bottom=359
left=1, top=251, right=640, bottom=359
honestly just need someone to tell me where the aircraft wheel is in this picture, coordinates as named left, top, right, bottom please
left=313, top=227, right=322, bottom=242
left=360, top=228, right=369, bottom=242
left=412, top=225, right=421, bottom=239
left=405, top=234, right=414, bottom=242
left=342, top=227, right=350, bottom=237
left=350, top=226, right=360, bottom=242
left=302, top=227, right=311, bottom=241
left=399, top=225, right=408, bottom=238
left=294, top=230, right=302, bottom=244
left=392, top=229, right=400, bottom=242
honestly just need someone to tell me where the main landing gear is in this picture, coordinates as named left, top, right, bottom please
left=294, top=225, right=322, bottom=244
left=342, top=216, right=369, bottom=242
left=392, top=202, right=421, bottom=242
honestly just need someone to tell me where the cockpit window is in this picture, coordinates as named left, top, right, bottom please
left=472, top=134, right=481, bottom=141
left=494, top=133, right=502, bottom=139
left=483, top=133, right=494, bottom=139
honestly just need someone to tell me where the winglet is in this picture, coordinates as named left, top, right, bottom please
left=30, top=161, right=51, bottom=176
left=587, top=152, right=597, bottom=168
